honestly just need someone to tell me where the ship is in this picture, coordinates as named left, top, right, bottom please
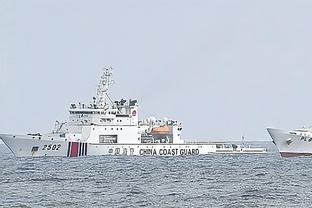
left=268, top=127, right=312, bottom=157
left=0, top=68, right=267, bottom=157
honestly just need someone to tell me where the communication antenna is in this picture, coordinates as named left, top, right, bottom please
left=242, top=135, right=245, bottom=147
left=96, top=67, right=114, bottom=108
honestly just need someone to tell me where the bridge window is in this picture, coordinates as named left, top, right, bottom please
left=99, top=135, right=117, bottom=143
left=216, top=144, right=222, bottom=149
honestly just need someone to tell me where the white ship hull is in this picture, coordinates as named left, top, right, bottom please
left=0, top=69, right=267, bottom=158
left=0, top=134, right=266, bottom=157
left=267, top=128, right=312, bottom=157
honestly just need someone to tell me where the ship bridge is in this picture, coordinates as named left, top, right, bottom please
left=65, top=68, right=140, bottom=144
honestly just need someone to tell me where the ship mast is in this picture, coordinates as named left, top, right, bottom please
left=96, top=67, right=114, bottom=108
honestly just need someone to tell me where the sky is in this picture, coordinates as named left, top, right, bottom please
left=1, top=0, right=312, bottom=141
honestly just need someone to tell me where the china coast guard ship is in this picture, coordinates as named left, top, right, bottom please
left=268, top=127, right=312, bottom=157
left=0, top=68, right=266, bottom=157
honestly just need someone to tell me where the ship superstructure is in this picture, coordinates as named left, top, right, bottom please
left=56, top=68, right=183, bottom=145
left=0, top=68, right=266, bottom=157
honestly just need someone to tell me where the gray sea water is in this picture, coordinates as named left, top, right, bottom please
left=0, top=142, right=312, bottom=208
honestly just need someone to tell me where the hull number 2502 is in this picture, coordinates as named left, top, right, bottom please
left=42, top=144, right=61, bottom=151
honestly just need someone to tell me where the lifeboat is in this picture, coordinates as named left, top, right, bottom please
left=151, top=126, right=170, bottom=134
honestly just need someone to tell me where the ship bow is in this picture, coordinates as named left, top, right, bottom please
left=267, top=128, right=312, bottom=157
left=0, top=134, right=19, bottom=156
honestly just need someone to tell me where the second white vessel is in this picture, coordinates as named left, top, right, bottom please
left=268, top=127, right=312, bottom=157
